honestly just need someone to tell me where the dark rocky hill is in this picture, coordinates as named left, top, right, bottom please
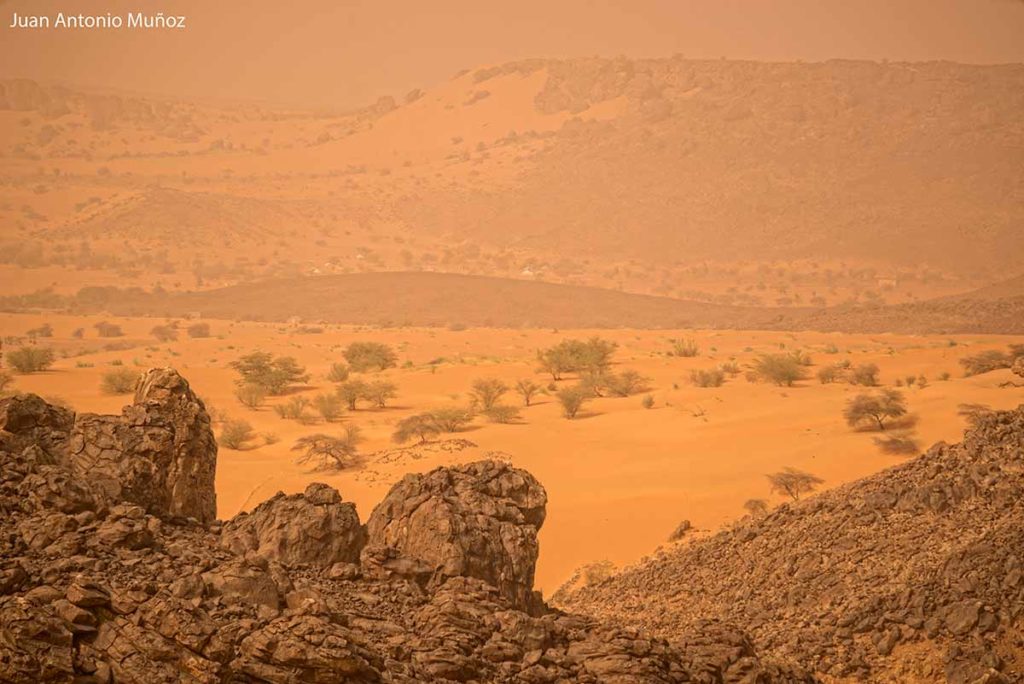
left=558, top=403, right=1024, bottom=682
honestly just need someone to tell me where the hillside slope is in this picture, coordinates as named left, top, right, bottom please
left=558, top=405, right=1024, bottom=682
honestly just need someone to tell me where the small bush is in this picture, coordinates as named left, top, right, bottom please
left=94, top=321, right=123, bottom=338
left=362, top=380, right=397, bottom=408
left=849, top=363, right=880, bottom=387
left=556, top=385, right=589, bottom=419
left=515, top=379, right=543, bottom=406
left=150, top=324, right=178, bottom=342
left=470, top=378, right=509, bottom=410
left=670, top=338, right=700, bottom=358
left=817, top=365, right=842, bottom=384
left=187, top=322, right=211, bottom=338
left=960, top=350, right=1011, bottom=376
left=430, top=406, right=475, bottom=432
left=7, top=346, right=55, bottom=374
left=326, top=362, right=350, bottom=383
left=605, top=369, right=650, bottom=397
left=641, top=394, right=655, bottom=409
left=751, top=353, right=807, bottom=386
left=484, top=404, right=521, bottom=424
left=690, top=368, right=725, bottom=388
left=220, top=419, right=255, bottom=450
left=235, top=383, right=266, bottom=409
left=274, top=396, right=312, bottom=421
left=101, top=368, right=137, bottom=395
left=313, top=393, right=344, bottom=422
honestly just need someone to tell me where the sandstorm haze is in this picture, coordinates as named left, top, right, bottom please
left=2, top=2, right=1024, bottom=682
left=3, top=0, right=1024, bottom=107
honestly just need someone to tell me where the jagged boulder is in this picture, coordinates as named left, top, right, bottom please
left=363, top=460, right=547, bottom=612
left=68, top=367, right=217, bottom=523
left=0, top=393, right=74, bottom=461
left=220, top=483, right=365, bottom=568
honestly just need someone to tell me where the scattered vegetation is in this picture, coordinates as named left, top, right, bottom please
left=7, top=346, right=55, bottom=374
left=343, top=341, right=398, bottom=372
left=187, top=322, right=211, bottom=338
left=234, top=383, right=266, bottom=409
left=393, top=413, right=442, bottom=444
left=670, top=338, right=700, bottom=357
left=230, top=351, right=309, bottom=395
left=750, top=353, right=808, bottom=386
left=849, top=363, right=880, bottom=387
left=844, top=389, right=907, bottom=431
left=150, top=324, right=178, bottom=342
left=470, top=378, right=509, bottom=411
left=100, top=368, right=137, bottom=395
left=326, top=362, right=350, bottom=383
left=743, top=499, right=768, bottom=517
left=537, top=337, right=617, bottom=380
left=312, top=393, right=344, bottom=422
left=767, top=467, right=823, bottom=501
left=556, top=385, right=589, bottom=419
left=94, top=321, right=124, bottom=338
left=483, top=404, right=521, bottom=424
left=515, top=378, right=543, bottom=406
left=219, top=419, right=256, bottom=450
left=292, top=427, right=362, bottom=470
left=690, top=368, right=725, bottom=388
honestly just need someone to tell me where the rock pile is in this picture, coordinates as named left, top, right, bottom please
left=0, top=369, right=804, bottom=683
left=559, top=405, right=1024, bottom=682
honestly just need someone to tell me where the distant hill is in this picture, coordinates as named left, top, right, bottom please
left=32, top=271, right=1024, bottom=334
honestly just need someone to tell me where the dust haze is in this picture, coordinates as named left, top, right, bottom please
left=1, top=2, right=1023, bottom=682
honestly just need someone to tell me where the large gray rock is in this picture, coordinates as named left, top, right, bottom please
left=220, top=482, right=365, bottom=567
left=363, top=460, right=547, bottom=612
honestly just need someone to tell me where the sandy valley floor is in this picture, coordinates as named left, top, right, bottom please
left=3, top=311, right=1022, bottom=594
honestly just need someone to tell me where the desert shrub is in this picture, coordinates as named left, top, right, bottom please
left=719, top=361, right=741, bottom=376
left=187, top=322, right=211, bottom=338
left=849, top=363, right=880, bottom=387
left=361, top=380, right=397, bottom=408
left=767, top=467, right=823, bottom=501
left=960, top=350, right=1011, bottom=376
left=292, top=427, right=362, bottom=470
left=537, top=337, right=617, bottom=380
left=235, top=383, right=266, bottom=409
left=329, top=378, right=364, bottom=409
left=100, top=368, right=137, bottom=395
left=0, top=370, right=13, bottom=393
left=790, top=349, right=813, bottom=366
left=751, top=353, right=807, bottom=386
left=670, top=338, right=700, bottom=357
left=515, top=379, right=542, bottom=406
left=220, top=419, right=255, bottom=450
left=578, top=369, right=611, bottom=397
left=430, top=406, right=475, bottom=432
left=7, top=346, right=55, bottom=373
left=641, top=394, right=655, bottom=409
left=743, top=499, right=768, bottom=517
left=393, top=413, right=442, bottom=444
left=71, top=328, right=84, bottom=339
left=916, top=375, right=928, bottom=389
left=230, top=351, right=309, bottom=395
left=94, top=321, right=123, bottom=338
left=313, top=393, right=344, bottom=422
left=262, top=432, right=280, bottom=445
left=274, top=396, right=312, bottom=421
left=605, top=369, right=650, bottom=397
left=470, top=378, right=509, bottom=410
left=817, top=365, right=842, bottom=384
left=823, top=343, right=840, bottom=354
left=484, top=404, right=521, bottom=424
left=844, top=390, right=907, bottom=431
left=938, top=371, right=951, bottom=381
left=26, top=323, right=53, bottom=339
left=150, top=324, right=178, bottom=342
left=690, top=368, right=725, bottom=388
left=873, top=431, right=920, bottom=455
left=343, top=341, right=397, bottom=372
left=556, top=385, right=589, bottom=419
left=326, top=362, right=350, bottom=383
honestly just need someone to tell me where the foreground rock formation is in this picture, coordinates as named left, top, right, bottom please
left=0, top=368, right=804, bottom=683
left=559, top=405, right=1024, bottom=682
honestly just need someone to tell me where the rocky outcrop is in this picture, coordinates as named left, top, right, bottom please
left=220, top=482, right=365, bottom=567
left=363, top=460, right=547, bottom=612
left=68, top=367, right=217, bottom=523
left=0, top=377, right=804, bottom=683
left=561, top=406, right=1024, bottom=682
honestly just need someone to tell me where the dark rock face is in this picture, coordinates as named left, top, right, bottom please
left=68, top=367, right=217, bottom=523
left=561, top=406, right=1024, bottom=682
left=221, top=482, right=365, bottom=567
left=363, top=460, right=547, bottom=612
left=0, top=378, right=805, bottom=683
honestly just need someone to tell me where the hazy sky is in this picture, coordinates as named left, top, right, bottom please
left=2, top=0, right=1023, bottom=108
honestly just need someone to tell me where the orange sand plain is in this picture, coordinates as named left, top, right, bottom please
left=3, top=312, right=1022, bottom=594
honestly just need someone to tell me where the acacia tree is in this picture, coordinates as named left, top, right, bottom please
left=393, top=413, right=441, bottom=444
left=429, top=406, right=475, bottom=432
left=361, top=380, right=397, bottom=409
left=343, top=342, right=397, bottom=372
left=767, top=468, right=823, bottom=501
left=844, top=389, right=907, bottom=431
left=470, top=378, right=509, bottom=411
left=292, top=426, right=362, bottom=470
left=752, top=353, right=808, bottom=387
left=230, top=351, right=309, bottom=395
left=515, top=379, right=542, bottom=406
left=336, top=379, right=369, bottom=410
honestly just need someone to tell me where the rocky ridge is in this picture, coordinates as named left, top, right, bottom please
left=558, top=404, right=1024, bottom=682
left=0, top=368, right=806, bottom=683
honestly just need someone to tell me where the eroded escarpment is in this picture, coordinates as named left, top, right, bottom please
left=0, top=368, right=805, bottom=683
